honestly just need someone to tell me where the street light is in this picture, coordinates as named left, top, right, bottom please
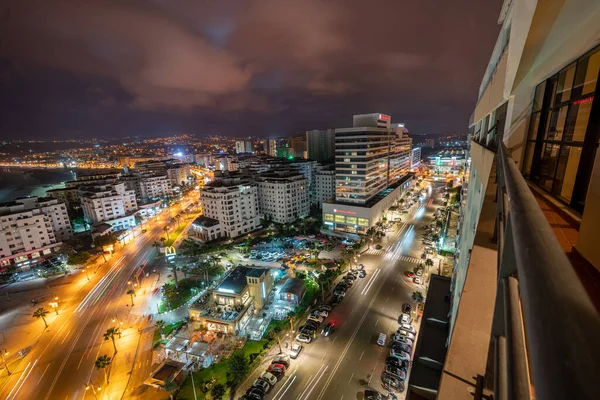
left=49, top=297, right=59, bottom=315
left=0, top=349, right=11, bottom=375
left=85, top=382, right=101, bottom=399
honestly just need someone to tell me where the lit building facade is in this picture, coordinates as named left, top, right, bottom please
left=257, top=170, right=310, bottom=224
left=306, top=129, right=335, bottom=162
left=80, top=182, right=138, bottom=230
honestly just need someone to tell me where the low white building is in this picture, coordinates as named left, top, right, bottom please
left=0, top=196, right=72, bottom=267
left=257, top=170, right=309, bottom=224
left=314, top=166, right=336, bottom=207
left=80, top=182, right=138, bottom=231
left=200, top=174, right=260, bottom=238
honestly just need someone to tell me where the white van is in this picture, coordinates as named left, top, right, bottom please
left=377, top=333, right=387, bottom=346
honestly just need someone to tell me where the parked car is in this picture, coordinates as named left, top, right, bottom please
left=357, top=264, right=365, bottom=270
left=312, top=309, right=328, bottom=318
left=307, top=315, right=323, bottom=324
left=405, top=271, right=415, bottom=278
left=260, top=372, right=278, bottom=385
left=392, top=343, right=412, bottom=354
left=382, top=372, right=405, bottom=392
left=272, top=355, right=290, bottom=368
left=344, top=273, right=356, bottom=281
left=270, top=363, right=287, bottom=373
left=402, top=303, right=412, bottom=314
left=399, top=313, right=411, bottom=325
left=363, top=389, right=383, bottom=400
left=391, top=335, right=414, bottom=346
left=265, top=367, right=283, bottom=380
left=386, top=356, right=409, bottom=372
left=385, top=364, right=407, bottom=378
left=252, top=379, right=271, bottom=393
left=399, top=324, right=416, bottom=334
left=245, top=388, right=265, bottom=399
left=395, top=329, right=416, bottom=341
left=413, top=276, right=422, bottom=284
left=331, top=295, right=343, bottom=306
left=290, top=343, right=303, bottom=359
left=377, top=332, right=387, bottom=346
left=375, top=244, right=383, bottom=250
left=321, top=322, right=335, bottom=336
left=342, top=279, right=353, bottom=287
left=389, top=349, right=411, bottom=361
left=317, top=305, right=331, bottom=311
left=296, top=333, right=312, bottom=343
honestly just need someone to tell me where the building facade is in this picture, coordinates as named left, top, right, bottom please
left=0, top=197, right=72, bottom=267
left=235, top=140, right=254, bottom=154
left=411, top=146, right=422, bottom=169
left=80, top=182, right=138, bottom=230
left=314, top=165, right=336, bottom=207
left=306, top=129, right=335, bottom=162
left=257, top=170, right=310, bottom=224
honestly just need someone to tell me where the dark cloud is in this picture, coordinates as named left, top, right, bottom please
left=0, top=0, right=502, bottom=138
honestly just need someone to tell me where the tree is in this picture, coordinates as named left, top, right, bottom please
left=155, top=320, right=166, bottom=336
left=425, top=258, right=434, bottom=268
left=67, top=251, right=91, bottom=266
left=153, top=241, right=161, bottom=255
left=126, top=289, right=136, bottom=306
left=94, top=233, right=118, bottom=261
left=226, top=350, right=249, bottom=388
left=103, top=327, right=121, bottom=354
left=134, top=214, right=144, bottom=230
left=95, top=354, right=112, bottom=386
left=211, top=383, right=226, bottom=400
left=175, top=213, right=182, bottom=229
left=33, top=307, right=50, bottom=329
left=163, top=226, right=170, bottom=241
left=446, top=180, right=454, bottom=189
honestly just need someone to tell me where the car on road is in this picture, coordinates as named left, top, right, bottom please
left=399, top=313, right=411, bottom=324
left=359, top=270, right=367, bottom=278
left=243, top=391, right=263, bottom=400
left=375, top=244, right=383, bottom=250
left=321, top=322, right=335, bottom=336
left=272, top=355, right=290, bottom=368
left=399, top=324, right=416, bottom=334
left=252, top=379, right=271, bottom=393
left=405, top=271, right=415, bottom=278
left=261, top=372, right=278, bottom=385
left=414, top=268, right=423, bottom=276
left=382, top=372, right=405, bottom=392
left=402, top=303, right=412, bottom=314
left=413, top=276, right=423, bottom=284
left=290, top=343, right=303, bottom=359
left=296, top=333, right=312, bottom=343
left=377, top=332, right=387, bottom=346
left=389, top=349, right=411, bottom=361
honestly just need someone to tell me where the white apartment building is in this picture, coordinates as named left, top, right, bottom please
left=0, top=196, right=72, bottom=267
left=215, top=156, right=239, bottom=172
left=80, top=182, right=138, bottom=231
left=166, top=165, right=191, bottom=187
left=200, top=175, right=260, bottom=238
left=257, top=170, right=310, bottom=224
left=120, top=174, right=172, bottom=202
left=411, top=146, right=422, bottom=169
left=235, top=140, right=254, bottom=154
left=314, top=166, right=336, bottom=207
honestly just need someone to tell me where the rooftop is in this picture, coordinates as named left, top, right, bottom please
left=215, top=266, right=267, bottom=295
left=192, top=215, right=220, bottom=228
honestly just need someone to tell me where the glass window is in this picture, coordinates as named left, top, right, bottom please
left=334, top=215, right=345, bottom=223
left=546, top=106, right=568, bottom=141
left=539, top=144, right=560, bottom=192
left=552, top=146, right=582, bottom=202
left=528, top=113, right=541, bottom=140
left=533, top=82, right=546, bottom=112
left=357, top=218, right=369, bottom=226
left=555, top=63, right=576, bottom=103
left=583, top=49, right=600, bottom=95
left=324, top=213, right=333, bottom=221
left=564, top=100, right=593, bottom=142
left=522, top=142, right=536, bottom=176
left=345, top=217, right=357, bottom=224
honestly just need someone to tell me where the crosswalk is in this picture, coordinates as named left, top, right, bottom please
left=362, top=248, right=422, bottom=264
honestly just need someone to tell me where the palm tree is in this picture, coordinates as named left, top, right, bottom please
left=155, top=320, right=166, bottom=337
left=134, top=214, right=144, bottom=230
left=126, top=289, right=136, bottom=306
left=103, top=327, right=121, bottom=354
left=170, top=217, right=177, bottom=229
left=160, top=237, right=167, bottom=246
left=163, top=226, right=170, bottom=241
left=33, top=307, right=50, bottom=329
left=153, top=241, right=161, bottom=254
left=425, top=258, right=434, bottom=268
left=175, top=213, right=182, bottom=229
left=95, top=354, right=112, bottom=386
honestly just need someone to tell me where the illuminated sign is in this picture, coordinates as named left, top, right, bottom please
left=218, top=288, right=235, bottom=294
left=324, top=221, right=334, bottom=226
left=378, top=114, right=391, bottom=121
left=573, top=96, right=594, bottom=105
left=333, top=209, right=357, bottom=215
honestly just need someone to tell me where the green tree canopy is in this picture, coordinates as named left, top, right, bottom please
left=226, top=350, right=249, bottom=388
left=67, top=251, right=91, bottom=266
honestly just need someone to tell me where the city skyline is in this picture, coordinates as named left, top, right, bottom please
left=0, top=0, right=502, bottom=139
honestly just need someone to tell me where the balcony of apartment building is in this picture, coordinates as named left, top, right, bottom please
left=419, top=127, right=600, bottom=400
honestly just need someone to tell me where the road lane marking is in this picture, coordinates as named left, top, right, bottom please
left=361, top=268, right=380, bottom=296
left=359, top=351, right=364, bottom=360
left=320, top=353, right=327, bottom=362
left=297, top=364, right=325, bottom=400
left=273, top=375, right=296, bottom=400
left=8, top=358, right=37, bottom=400
left=60, top=330, right=70, bottom=345
left=36, top=363, right=50, bottom=386
left=6, top=361, right=31, bottom=399
left=375, top=318, right=379, bottom=327
left=300, top=365, right=328, bottom=400
left=331, top=336, right=336, bottom=344
left=348, top=372, right=354, bottom=383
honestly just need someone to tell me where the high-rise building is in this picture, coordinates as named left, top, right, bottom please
left=314, top=165, right=336, bottom=207
left=235, top=140, right=254, bottom=154
left=289, top=136, right=307, bottom=159
left=0, top=197, right=72, bottom=267
left=257, top=169, right=310, bottom=224
left=267, top=138, right=289, bottom=158
left=411, top=146, right=422, bottom=169
left=80, top=182, right=138, bottom=231
left=322, top=113, right=413, bottom=234
left=407, top=1, right=600, bottom=398
left=199, top=172, right=260, bottom=238
left=306, top=129, right=335, bottom=162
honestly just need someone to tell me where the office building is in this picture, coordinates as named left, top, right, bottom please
left=235, top=140, right=254, bottom=154
left=0, top=196, right=72, bottom=267
left=322, top=113, right=413, bottom=234
left=80, top=182, right=138, bottom=231
left=411, top=146, right=422, bottom=169
left=257, top=169, right=310, bottom=224
left=407, top=1, right=600, bottom=399
left=289, top=136, right=307, bottom=159
left=199, top=172, right=260, bottom=238
left=306, top=129, right=335, bottom=162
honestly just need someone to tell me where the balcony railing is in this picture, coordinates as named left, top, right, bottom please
left=486, top=142, right=600, bottom=400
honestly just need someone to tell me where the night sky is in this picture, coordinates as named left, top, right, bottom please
left=0, top=1, right=502, bottom=139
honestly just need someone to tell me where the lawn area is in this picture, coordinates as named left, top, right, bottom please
left=153, top=320, right=185, bottom=348
left=176, top=339, right=270, bottom=400
left=166, top=223, right=187, bottom=246
left=158, top=278, right=200, bottom=313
